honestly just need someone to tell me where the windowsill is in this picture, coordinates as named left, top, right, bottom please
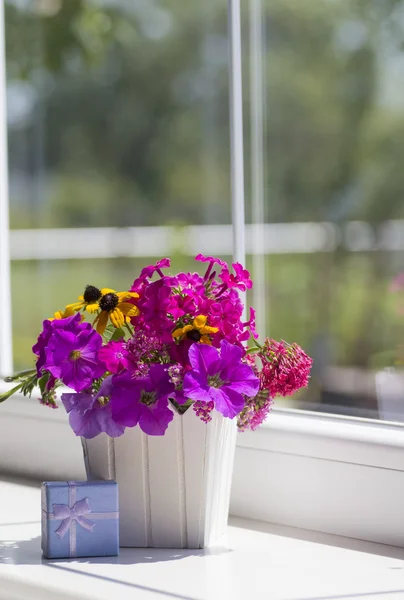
left=1, top=478, right=404, bottom=600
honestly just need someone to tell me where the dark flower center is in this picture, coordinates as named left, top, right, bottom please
left=140, top=390, right=156, bottom=406
left=99, top=293, right=119, bottom=312
left=208, top=374, right=225, bottom=388
left=186, top=329, right=202, bottom=342
left=83, top=285, right=102, bottom=303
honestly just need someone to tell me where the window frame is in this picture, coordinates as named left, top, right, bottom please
left=1, top=0, right=404, bottom=549
left=0, top=0, right=12, bottom=377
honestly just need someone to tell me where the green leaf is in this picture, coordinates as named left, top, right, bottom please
left=111, top=327, right=125, bottom=341
left=0, top=383, right=24, bottom=403
left=38, top=372, right=51, bottom=395
left=102, top=324, right=116, bottom=342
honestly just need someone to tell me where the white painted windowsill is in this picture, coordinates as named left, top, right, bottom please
left=2, top=478, right=404, bottom=600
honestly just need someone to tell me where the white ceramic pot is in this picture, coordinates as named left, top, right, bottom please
left=81, top=409, right=237, bottom=548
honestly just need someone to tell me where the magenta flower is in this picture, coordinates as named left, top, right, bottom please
left=195, top=254, right=227, bottom=267
left=140, top=257, right=171, bottom=279
left=44, top=313, right=105, bottom=392
left=259, top=339, right=313, bottom=397
left=62, top=376, right=125, bottom=439
left=219, top=263, right=252, bottom=291
left=183, top=340, right=259, bottom=419
left=110, top=365, right=175, bottom=435
left=135, top=278, right=174, bottom=340
left=98, top=340, right=130, bottom=374
left=195, top=254, right=227, bottom=281
left=131, top=258, right=171, bottom=293
left=243, top=307, right=259, bottom=340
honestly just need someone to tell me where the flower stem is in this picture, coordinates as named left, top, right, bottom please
left=0, top=383, right=24, bottom=403
left=4, top=369, right=36, bottom=382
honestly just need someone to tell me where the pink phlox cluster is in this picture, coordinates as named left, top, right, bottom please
left=219, top=262, right=253, bottom=291
left=259, top=339, right=313, bottom=397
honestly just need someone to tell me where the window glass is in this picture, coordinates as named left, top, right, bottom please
left=245, top=0, right=404, bottom=421
left=5, top=0, right=230, bottom=370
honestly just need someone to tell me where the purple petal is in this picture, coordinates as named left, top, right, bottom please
left=97, top=405, right=126, bottom=438
left=209, top=386, right=245, bottom=418
left=172, top=390, right=189, bottom=405
left=188, top=343, right=220, bottom=376
left=61, top=392, right=94, bottom=415
left=111, top=393, right=142, bottom=428
left=69, top=408, right=103, bottom=439
left=138, top=400, right=174, bottom=436
left=218, top=340, right=243, bottom=371
left=221, top=363, right=259, bottom=396
left=183, top=372, right=211, bottom=403
left=49, top=330, right=79, bottom=362
left=149, top=364, right=174, bottom=396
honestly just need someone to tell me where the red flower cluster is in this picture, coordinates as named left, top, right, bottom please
left=259, top=339, right=313, bottom=398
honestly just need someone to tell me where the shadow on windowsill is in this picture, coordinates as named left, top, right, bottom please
left=0, top=535, right=231, bottom=566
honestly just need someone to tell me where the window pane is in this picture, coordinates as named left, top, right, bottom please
left=5, top=0, right=230, bottom=370
left=245, top=0, right=404, bottom=421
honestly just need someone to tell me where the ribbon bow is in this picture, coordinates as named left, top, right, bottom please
left=53, top=497, right=95, bottom=539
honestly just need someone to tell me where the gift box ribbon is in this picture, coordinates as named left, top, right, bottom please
left=42, top=481, right=119, bottom=558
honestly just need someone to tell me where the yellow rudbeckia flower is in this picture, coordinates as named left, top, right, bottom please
left=172, top=315, right=218, bottom=345
left=93, top=290, right=140, bottom=335
left=66, top=285, right=115, bottom=315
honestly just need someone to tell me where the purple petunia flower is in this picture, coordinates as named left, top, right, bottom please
left=62, top=376, right=125, bottom=439
left=183, top=340, right=259, bottom=419
left=110, top=364, right=175, bottom=435
left=33, top=314, right=85, bottom=378
left=44, top=313, right=105, bottom=392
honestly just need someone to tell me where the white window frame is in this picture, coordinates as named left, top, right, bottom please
left=0, top=0, right=12, bottom=377
left=1, top=0, right=404, bottom=549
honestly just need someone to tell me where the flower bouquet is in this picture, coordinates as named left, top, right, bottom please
left=1, top=254, right=312, bottom=548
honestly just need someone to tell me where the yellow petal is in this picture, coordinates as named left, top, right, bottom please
left=100, top=288, right=116, bottom=295
left=65, top=301, right=84, bottom=312
left=117, top=291, right=139, bottom=300
left=182, top=325, right=193, bottom=334
left=193, top=315, right=207, bottom=330
left=85, top=302, right=100, bottom=314
left=110, top=308, right=125, bottom=328
left=172, top=328, right=185, bottom=339
left=94, top=311, right=109, bottom=335
left=118, top=302, right=139, bottom=317
left=200, top=335, right=212, bottom=345
left=200, top=326, right=219, bottom=335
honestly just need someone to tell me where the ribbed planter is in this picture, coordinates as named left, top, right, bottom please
left=81, top=409, right=237, bottom=548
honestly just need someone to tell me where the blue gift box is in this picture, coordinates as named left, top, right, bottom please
left=41, top=480, right=119, bottom=559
